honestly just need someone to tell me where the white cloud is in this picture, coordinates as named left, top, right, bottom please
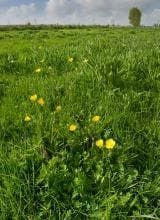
left=0, top=0, right=160, bottom=25
left=45, top=0, right=121, bottom=24
left=142, top=9, right=160, bottom=25
left=150, top=9, right=160, bottom=23
left=45, top=0, right=83, bottom=24
left=0, top=3, right=36, bottom=25
left=45, top=0, right=160, bottom=25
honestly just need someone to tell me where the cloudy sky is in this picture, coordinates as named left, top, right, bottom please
left=0, top=0, right=160, bottom=25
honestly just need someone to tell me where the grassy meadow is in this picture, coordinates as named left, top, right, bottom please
left=0, top=26, right=160, bottom=219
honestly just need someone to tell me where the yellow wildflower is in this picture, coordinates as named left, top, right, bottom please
left=55, top=105, right=62, bottom=112
left=68, top=57, right=73, bottom=63
left=83, top=59, right=88, bottom=63
left=37, top=98, right=45, bottom=106
left=24, top=115, right=31, bottom=122
left=30, top=94, right=37, bottom=102
left=92, top=115, right=101, bottom=123
left=35, top=68, right=41, bottom=73
left=69, top=124, right=77, bottom=132
left=96, top=139, right=104, bottom=148
left=105, top=139, right=116, bottom=149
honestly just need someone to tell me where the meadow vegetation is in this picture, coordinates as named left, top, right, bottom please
left=0, top=27, right=160, bottom=219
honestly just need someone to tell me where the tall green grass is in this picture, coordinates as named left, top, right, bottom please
left=0, top=27, right=160, bottom=219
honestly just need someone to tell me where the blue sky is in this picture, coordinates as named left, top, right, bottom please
left=0, top=0, right=160, bottom=25
left=0, top=0, right=44, bottom=6
left=0, top=0, right=45, bottom=11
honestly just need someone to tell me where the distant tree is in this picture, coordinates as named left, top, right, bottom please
left=129, top=7, right=142, bottom=27
left=26, top=22, right=31, bottom=26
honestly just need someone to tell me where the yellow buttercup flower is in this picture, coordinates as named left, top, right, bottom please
left=96, top=139, right=104, bottom=148
left=30, top=94, right=37, bottom=102
left=37, top=98, right=45, bottom=106
left=69, top=124, right=77, bottom=132
left=68, top=57, right=73, bottom=63
left=35, top=68, right=41, bottom=73
left=24, top=115, right=31, bottom=122
left=55, top=105, right=62, bottom=112
left=105, top=139, right=116, bottom=149
left=92, top=115, right=101, bottom=123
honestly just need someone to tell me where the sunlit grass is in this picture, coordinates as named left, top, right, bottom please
left=0, top=27, right=160, bottom=219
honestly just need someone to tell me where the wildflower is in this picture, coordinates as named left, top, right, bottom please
left=55, top=105, right=62, bottom=112
left=30, top=94, right=37, bottom=102
left=105, top=138, right=116, bottom=149
left=92, top=115, right=101, bottom=123
left=69, top=124, right=77, bottom=132
left=83, top=59, right=88, bottom=63
left=35, top=68, right=41, bottom=73
left=37, top=98, right=45, bottom=106
left=24, top=115, right=31, bottom=122
left=96, top=139, right=104, bottom=148
left=68, top=57, right=73, bottom=63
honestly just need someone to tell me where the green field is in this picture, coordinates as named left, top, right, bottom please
left=0, top=27, right=160, bottom=219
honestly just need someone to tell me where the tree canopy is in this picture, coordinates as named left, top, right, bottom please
left=129, top=7, right=142, bottom=27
